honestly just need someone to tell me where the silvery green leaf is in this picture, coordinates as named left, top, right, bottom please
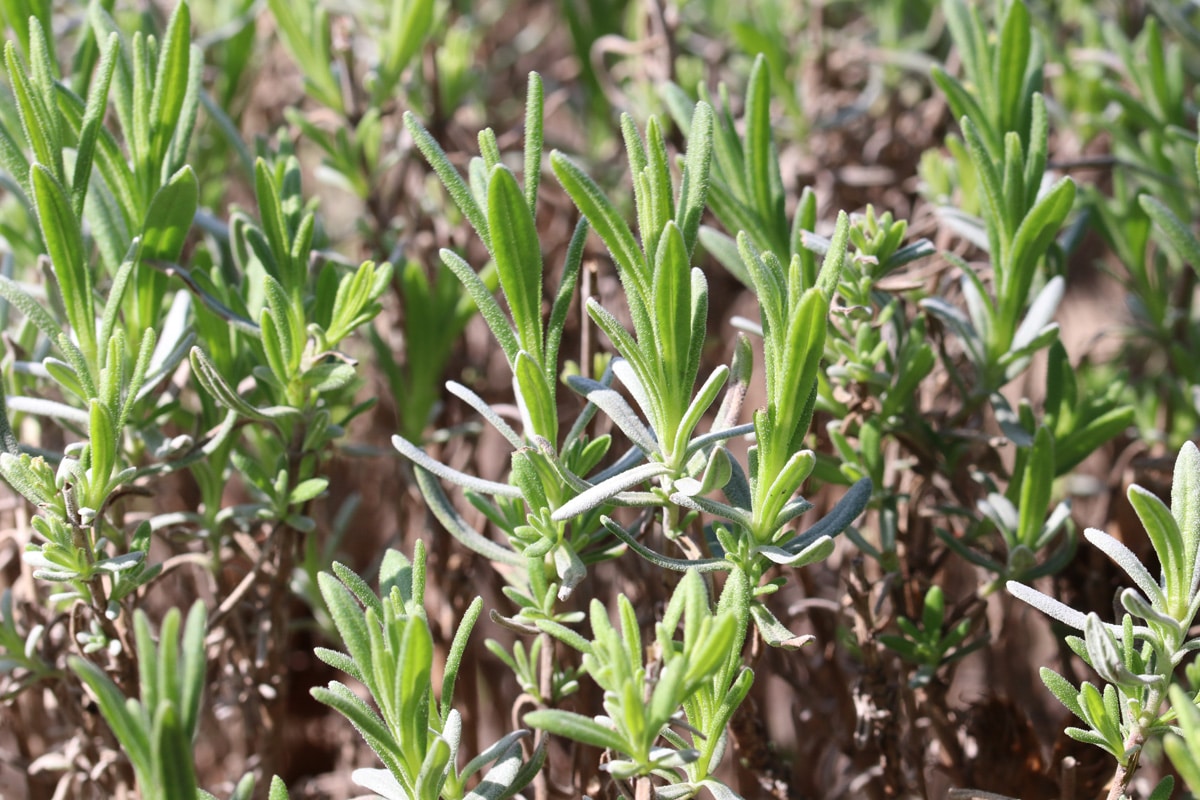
left=999, top=325, right=1059, bottom=378
left=920, top=297, right=985, bottom=366
left=601, top=759, right=641, bottom=779
left=600, top=516, right=729, bottom=573
left=1119, top=589, right=1182, bottom=640
left=672, top=365, right=729, bottom=457
left=1083, top=613, right=1155, bottom=687
left=21, top=550, right=58, bottom=570
left=775, top=496, right=814, bottom=528
left=647, top=747, right=699, bottom=768
left=24, top=623, right=43, bottom=660
left=723, top=455, right=753, bottom=511
left=554, top=545, right=586, bottom=599
left=682, top=423, right=756, bottom=459
left=1012, top=275, right=1064, bottom=351
left=566, top=374, right=658, bottom=457
left=442, top=709, right=463, bottom=772
left=991, top=393, right=1034, bottom=447
left=460, top=729, right=530, bottom=782
left=413, top=466, right=523, bottom=566
left=610, top=359, right=658, bottom=437
left=1010, top=580, right=1151, bottom=638
left=699, top=780, right=745, bottom=800
left=978, top=493, right=1018, bottom=537
left=5, top=396, right=89, bottom=426
left=530, top=437, right=594, bottom=495
left=935, top=206, right=989, bottom=251
left=313, top=647, right=361, bottom=682
left=351, top=768, right=410, bottom=800
left=32, top=568, right=76, bottom=582
left=1172, top=442, right=1200, bottom=598
left=551, top=462, right=671, bottom=522
left=1175, top=639, right=1200, bottom=666
left=93, top=552, right=144, bottom=573
left=756, top=535, right=833, bottom=567
left=670, top=492, right=753, bottom=528
left=959, top=271, right=993, bottom=348
left=1083, top=613, right=1124, bottom=686
left=699, top=225, right=750, bottom=285
left=749, top=602, right=812, bottom=650
left=1036, top=500, right=1073, bottom=548
left=189, top=347, right=298, bottom=421
left=393, top=435, right=521, bottom=498
left=1085, top=528, right=1164, bottom=607
left=784, top=477, right=872, bottom=553
left=447, top=381, right=523, bottom=449
left=0, top=453, right=49, bottom=505
left=590, top=446, right=646, bottom=483
left=1007, top=581, right=1088, bottom=631
left=464, top=740, right=525, bottom=800
left=655, top=783, right=699, bottom=800
left=729, top=315, right=763, bottom=337
left=304, top=362, right=357, bottom=393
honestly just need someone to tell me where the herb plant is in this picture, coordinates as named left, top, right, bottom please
left=2, top=0, right=1200, bottom=798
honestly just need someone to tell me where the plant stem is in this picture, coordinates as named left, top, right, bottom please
left=1104, top=729, right=1144, bottom=800
left=1105, top=684, right=1160, bottom=800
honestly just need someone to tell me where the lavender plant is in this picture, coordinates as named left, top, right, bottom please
left=4, top=0, right=1200, bottom=797
left=1009, top=442, right=1200, bottom=799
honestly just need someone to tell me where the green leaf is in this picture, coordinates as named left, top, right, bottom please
left=263, top=275, right=301, bottom=374
left=1129, top=483, right=1186, bottom=609
left=290, top=477, right=329, bottom=505
left=551, top=151, right=648, bottom=301
left=749, top=602, right=811, bottom=650
left=439, top=249, right=519, bottom=365
left=71, top=32, right=119, bottom=220
left=673, top=365, right=729, bottom=459
left=1166, top=685, right=1200, bottom=793
left=152, top=701, right=198, bottom=800
left=254, top=159, right=293, bottom=285
left=1016, top=426, right=1054, bottom=549
left=652, top=221, right=692, bottom=407
left=87, top=399, right=116, bottom=501
left=265, top=0, right=342, bottom=111
left=523, top=72, right=544, bottom=216
left=743, top=55, right=781, bottom=243
left=311, top=683, right=406, bottom=778
left=545, top=217, right=587, bottom=382
left=676, top=101, right=713, bottom=257
left=488, top=166, right=544, bottom=359
left=318, top=572, right=375, bottom=686
left=382, top=0, right=434, bottom=89
left=930, top=68, right=992, bottom=155
left=6, top=40, right=60, bottom=181
left=396, top=615, right=434, bottom=773
left=441, top=596, right=482, bottom=720
left=32, top=164, right=94, bottom=364
left=0, top=273, right=63, bottom=343
left=1006, top=177, right=1075, bottom=307
left=71, top=657, right=153, bottom=778
left=996, top=0, right=1032, bottom=137
left=514, top=351, right=557, bottom=442
left=405, top=112, right=490, bottom=250
left=1172, top=442, right=1200, bottom=598
left=148, top=1, right=192, bottom=172
left=179, top=602, right=206, bottom=738
left=1041, top=671, right=1089, bottom=724
left=523, top=709, right=627, bottom=753
left=140, top=166, right=198, bottom=262
left=189, top=346, right=299, bottom=422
